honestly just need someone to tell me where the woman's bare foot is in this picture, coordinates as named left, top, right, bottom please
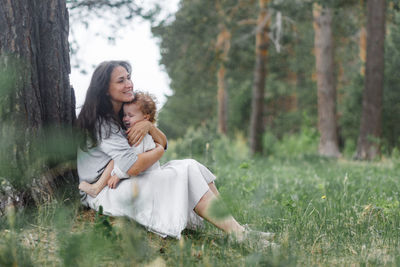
left=230, top=224, right=275, bottom=242
left=78, top=181, right=100, bottom=198
left=229, top=226, right=278, bottom=249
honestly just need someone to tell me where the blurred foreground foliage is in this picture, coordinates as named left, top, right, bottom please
left=0, top=121, right=79, bottom=195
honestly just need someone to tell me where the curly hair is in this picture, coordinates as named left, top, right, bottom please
left=126, top=91, right=157, bottom=123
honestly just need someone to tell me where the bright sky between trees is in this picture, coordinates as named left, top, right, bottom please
left=70, top=1, right=179, bottom=114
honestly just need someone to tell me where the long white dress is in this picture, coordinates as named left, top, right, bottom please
left=82, top=134, right=216, bottom=239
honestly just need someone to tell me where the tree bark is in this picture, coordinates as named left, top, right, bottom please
left=249, top=0, right=269, bottom=155
left=312, top=4, right=341, bottom=157
left=355, top=0, right=386, bottom=160
left=0, top=0, right=75, bottom=211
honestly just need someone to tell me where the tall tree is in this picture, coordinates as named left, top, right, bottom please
left=312, top=3, right=340, bottom=157
left=359, top=26, right=367, bottom=75
left=249, top=0, right=270, bottom=155
left=0, top=0, right=75, bottom=210
left=382, top=7, right=400, bottom=150
left=215, top=1, right=232, bottom=135
left=355, top=0, right=386, bottom=160
left=214, top=0, right=250, bottom=135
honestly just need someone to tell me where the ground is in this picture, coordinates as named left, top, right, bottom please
left=1, top=155, right=400, bottom=266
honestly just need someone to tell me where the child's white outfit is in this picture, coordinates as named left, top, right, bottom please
left=79, top=131, right=215, bottom=239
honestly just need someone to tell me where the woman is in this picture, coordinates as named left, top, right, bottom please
left=76, top=60, right=274, bottom=242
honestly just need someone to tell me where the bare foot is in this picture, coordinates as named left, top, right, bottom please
left=79, top=181, right=99, bottom=198
left=231, top=225, right=275, bottom=243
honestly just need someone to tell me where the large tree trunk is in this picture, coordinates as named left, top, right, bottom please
left=0, top=0, right=75, bottom=213
left=312, top=4, right=340, bottom=158
left=355, top=0, right=386, bottom=160
left=249, top=0, right=269, bottom=155
left=216, top=24, right=231, bottom=135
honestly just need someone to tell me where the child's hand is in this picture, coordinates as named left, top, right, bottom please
left=107, top=175, right=120, bottom=189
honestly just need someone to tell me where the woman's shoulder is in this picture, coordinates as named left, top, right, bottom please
left=97, top=119, right=123, bottom=137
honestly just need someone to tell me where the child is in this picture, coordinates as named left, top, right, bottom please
left=79, top=91, right=160, bottom=197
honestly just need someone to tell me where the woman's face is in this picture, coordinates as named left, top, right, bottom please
left=108, top=66, right=134, bottom=105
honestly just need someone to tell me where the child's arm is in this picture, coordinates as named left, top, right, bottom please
left=79, top=160, right=114, bottom=197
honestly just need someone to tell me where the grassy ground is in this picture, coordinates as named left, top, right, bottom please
left=1, top=152, right=400, bottom=266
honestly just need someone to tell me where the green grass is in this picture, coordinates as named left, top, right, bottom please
left=1, top=153, right=400, bottom=266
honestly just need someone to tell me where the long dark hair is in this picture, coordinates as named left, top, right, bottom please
left=76, top=60, right=131, bottom=150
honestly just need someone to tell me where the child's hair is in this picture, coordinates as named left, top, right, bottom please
left=125, top=91, right=157, bottom=123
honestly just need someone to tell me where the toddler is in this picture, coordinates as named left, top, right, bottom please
left=79, top=91, right=159, bottom=197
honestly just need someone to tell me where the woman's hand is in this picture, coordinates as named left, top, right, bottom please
left=107, top=175, right=121, bottom=189
left=126, top=120, right=152, bottom=146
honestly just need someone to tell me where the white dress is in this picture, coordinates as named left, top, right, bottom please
left=83, top=134, right=216, bottom=239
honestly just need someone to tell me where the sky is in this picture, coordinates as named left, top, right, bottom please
left=69, top=1, right=179, bottom=113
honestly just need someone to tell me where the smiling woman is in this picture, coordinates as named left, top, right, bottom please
left=108, top=66, right=134, bottom=113
left=76, top=60, right=167, bottom=194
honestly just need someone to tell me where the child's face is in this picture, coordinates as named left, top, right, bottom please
left=122, top=103, right=148, bottom=128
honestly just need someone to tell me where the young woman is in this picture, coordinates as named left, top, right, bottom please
left=76, top=61, right=274, bottom=242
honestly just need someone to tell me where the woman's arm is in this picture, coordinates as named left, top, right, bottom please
left=126, top=143, right=164, bottom=176
left=126, top=120, right=167, bottom=148
left=99, top=123, right=162, bottom=178
left=148, top=124, right=167, bottom=148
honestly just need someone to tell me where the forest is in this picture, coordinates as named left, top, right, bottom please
left=154, top=0, right=400, bottom=160
left=1, top=0, right=400, bottom=266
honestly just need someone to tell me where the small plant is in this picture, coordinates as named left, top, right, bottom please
left=93, top=206, right=119, bottom=240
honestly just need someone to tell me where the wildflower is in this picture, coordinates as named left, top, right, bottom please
left=321, top=195, right=326, bottom=199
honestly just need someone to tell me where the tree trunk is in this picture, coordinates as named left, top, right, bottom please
left=355, top=0, right=386, bottom=160
left=249, top=0, right=269, bottom=155
left=216, top=24, right=231, bottom=135
left=0, top=0, right=75, bottom=212
left=312, top=4, right=341, bottom=157
left=359, top=26, right=367, bottom=75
